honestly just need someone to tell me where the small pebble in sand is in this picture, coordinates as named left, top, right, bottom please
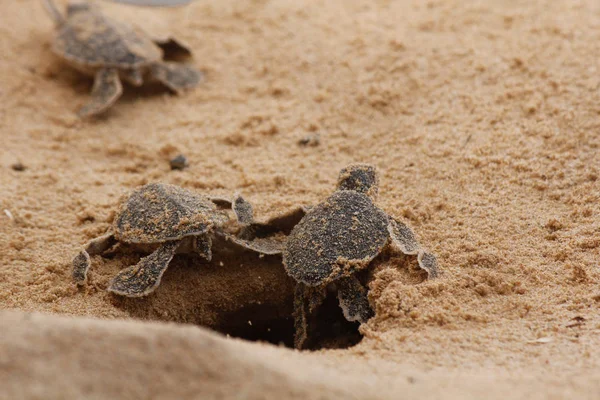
left=3, top=209, right=14, bottom=220
left=169, top=154, right=188, bottom=170
left=11, top=162, right=26, bottom=171
left=298, top=134, right=320, bottom=147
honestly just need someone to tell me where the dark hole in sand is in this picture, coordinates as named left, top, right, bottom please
left=216, top=289, right=363, bottom=350
left=299, top=289, right=363, bottom=351
left=216, top=303, right=296, bottom=348
left=106, top=238, right=362, bottom=350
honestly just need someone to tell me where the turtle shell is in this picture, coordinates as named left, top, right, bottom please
left=283, top=190, right=389, bottom=287
left=53, top=7, right=162, bottom=69
left=114, top=183, right=228, bottom=243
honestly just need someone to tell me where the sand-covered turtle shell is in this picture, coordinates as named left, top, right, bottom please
left=283, top=190, right=389, bottom=286
left=114, top=183, right=228, bottom=244
left=53, top=7, right=162, bottom=69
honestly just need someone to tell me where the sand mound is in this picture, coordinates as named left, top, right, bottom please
left=2, top=311, right=598, bottom=400
left=0, top=311, right=374, bottom=399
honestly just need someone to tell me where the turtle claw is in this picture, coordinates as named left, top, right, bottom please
left=108, top=241, right=179, bottom=297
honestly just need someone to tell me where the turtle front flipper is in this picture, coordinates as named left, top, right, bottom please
left=78, top=68, right=123, bottom=118
left=219, top=193, right=287, bottom=255
left=150, top=62, right=202, bottom=94
left=227, top=204, right=308, bottom=255
left=222, top=232, right=286, bottom=256
left=108, top=241, right=180, bottom=297
left=387, top=217, right=420, bottom=255
left=417, top=251, right=439, bottom=279
left=208, top=196, right=233, bottom=209
left=72, top=232, right=116, bottom=285
left=388, top=218, right=439, bottom=279
left=337, top=276, right=373, bottom=323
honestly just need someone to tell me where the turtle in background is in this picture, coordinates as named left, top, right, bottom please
left=72, top=183, right=285, bottom=297
left=283, top=164, right=439, bottom=349
left=43, top=0, right=202, bottom=117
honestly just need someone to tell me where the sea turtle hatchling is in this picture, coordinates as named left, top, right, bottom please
left=72, top=183, right=275, bottom=297
left=283, top=164, right=439, bottom=349
left=43, top=0, right=202, bottom=117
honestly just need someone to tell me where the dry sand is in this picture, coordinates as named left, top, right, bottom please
left=1, top=0, right=600, bottom=398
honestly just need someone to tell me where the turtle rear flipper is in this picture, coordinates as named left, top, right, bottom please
left=233, top=193, right=254, bottom=225
left=337, top=276, right=373, bottom=323
left=293, top=284, right=327, bottom=350
left=78, top=68, right=123, bottom=118
left=152, top=37, right=192, bottom=60
left=193, top=235, right=212, bottom=262
left=122, top=69, right=143, bottom=86
left=150, top=62, right=202, bottom=94
left=72, top=232, right=116, bottom=285
left=108, top=241, right=179, bottom=297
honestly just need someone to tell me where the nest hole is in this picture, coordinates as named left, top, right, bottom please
left=300, top=290, right=363, bottom=351
left=213, top=289, right=363, bottom=350
left=216, top=303, right=296, bottom=348
left=107, top=243, right=363, bottom=351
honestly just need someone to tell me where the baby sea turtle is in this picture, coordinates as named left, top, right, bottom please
left=43, top=0, right=202, bottom=117
left=72, top=183, right=268, bottom=297
left=283, top=164, right=439, bottom=349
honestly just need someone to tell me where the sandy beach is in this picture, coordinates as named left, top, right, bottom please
left=1, top=0, right=600, bottom=398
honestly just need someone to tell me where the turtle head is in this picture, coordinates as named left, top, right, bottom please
left=336, top=163, right=379, bottom=199
left=66, top=1, right=93, bottom=16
